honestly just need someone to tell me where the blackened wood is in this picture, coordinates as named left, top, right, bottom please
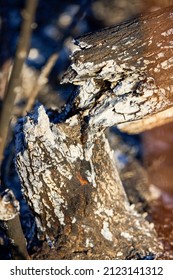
left=16, top=106, right=161, bottom=259
left=62, top=6, right=173, bottom=133
left=15, top=7, right=173, bottom=259
left=64, top=6, right=173, bottom=84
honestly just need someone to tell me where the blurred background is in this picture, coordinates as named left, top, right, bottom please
left=0, top=0, right=173, bottom=259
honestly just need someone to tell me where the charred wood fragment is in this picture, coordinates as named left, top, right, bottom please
left=16, top=106, right=161, bottom=259
left=62, top=6, right=173, bottom=134
left=15, top=6, right=173, bottom=259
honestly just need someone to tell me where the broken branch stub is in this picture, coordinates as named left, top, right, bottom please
left=16, top=106, right=161, bottom=259
left=15, top=7, right=173, bottom=259
left=0, top=189, right=29, bottom=259
left=62, top=6, right=173, bottom=134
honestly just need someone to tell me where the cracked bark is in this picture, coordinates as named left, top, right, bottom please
left=16, top=106, right=160, bottom=259
left=15, top=6, right=173, bottom=259
left=62, top=6, right=173, bottom=134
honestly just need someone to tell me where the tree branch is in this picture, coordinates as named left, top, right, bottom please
left=23, top=53, right=58, bottom=115
left=62, top=6, right=173, bottom=134
left=15, top=6, right=173, bottom=259
left=0, top=0, right=38, bottom=162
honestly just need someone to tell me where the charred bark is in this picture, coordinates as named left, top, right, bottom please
left=62, top=6, right=173, bottom=134
left=15, top=6, right=173, bottom=259
left=16, top=106, right=160, bottom=259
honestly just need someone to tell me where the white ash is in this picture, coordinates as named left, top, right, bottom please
left=120, top=231, right=133, bottom=241
left=101, top=221, right=113, bottom=241
left=16, top=105, right=85, bottom=238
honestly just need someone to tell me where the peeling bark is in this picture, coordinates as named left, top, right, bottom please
left=62, top=7, right=173, bottom=133
left=16, top=106, right=161, bottom=259
left=14, top=7, right=173, bottom=259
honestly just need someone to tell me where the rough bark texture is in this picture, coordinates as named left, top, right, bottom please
left=15, top=7, right=173, bottom=259
left=62, top=7, right=173, bottom=134
left=16, top=106, right=161, bottom=259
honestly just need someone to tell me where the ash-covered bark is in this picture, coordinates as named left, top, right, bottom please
left=16, top=106, right=161, bottom=259
left=15, top=7, right=173, bottom=259
left=62, top=7, right=173, bottom=134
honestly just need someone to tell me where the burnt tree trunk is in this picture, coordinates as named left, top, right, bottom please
left=16, top=106, right=160, bottom=259
left=15, top=6, right=173, bottom=259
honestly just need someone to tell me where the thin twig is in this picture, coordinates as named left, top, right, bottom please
left=23, top=53, right=58, bottom=115
left=0, top=60, right=12, bottom=100
left=59, top=0, right=93, bottom=47
left=22, top=0, right=93, bottom=115
left=23, top=1, right=93, bottom=114
left=0, top=0, right=38, bottom=162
